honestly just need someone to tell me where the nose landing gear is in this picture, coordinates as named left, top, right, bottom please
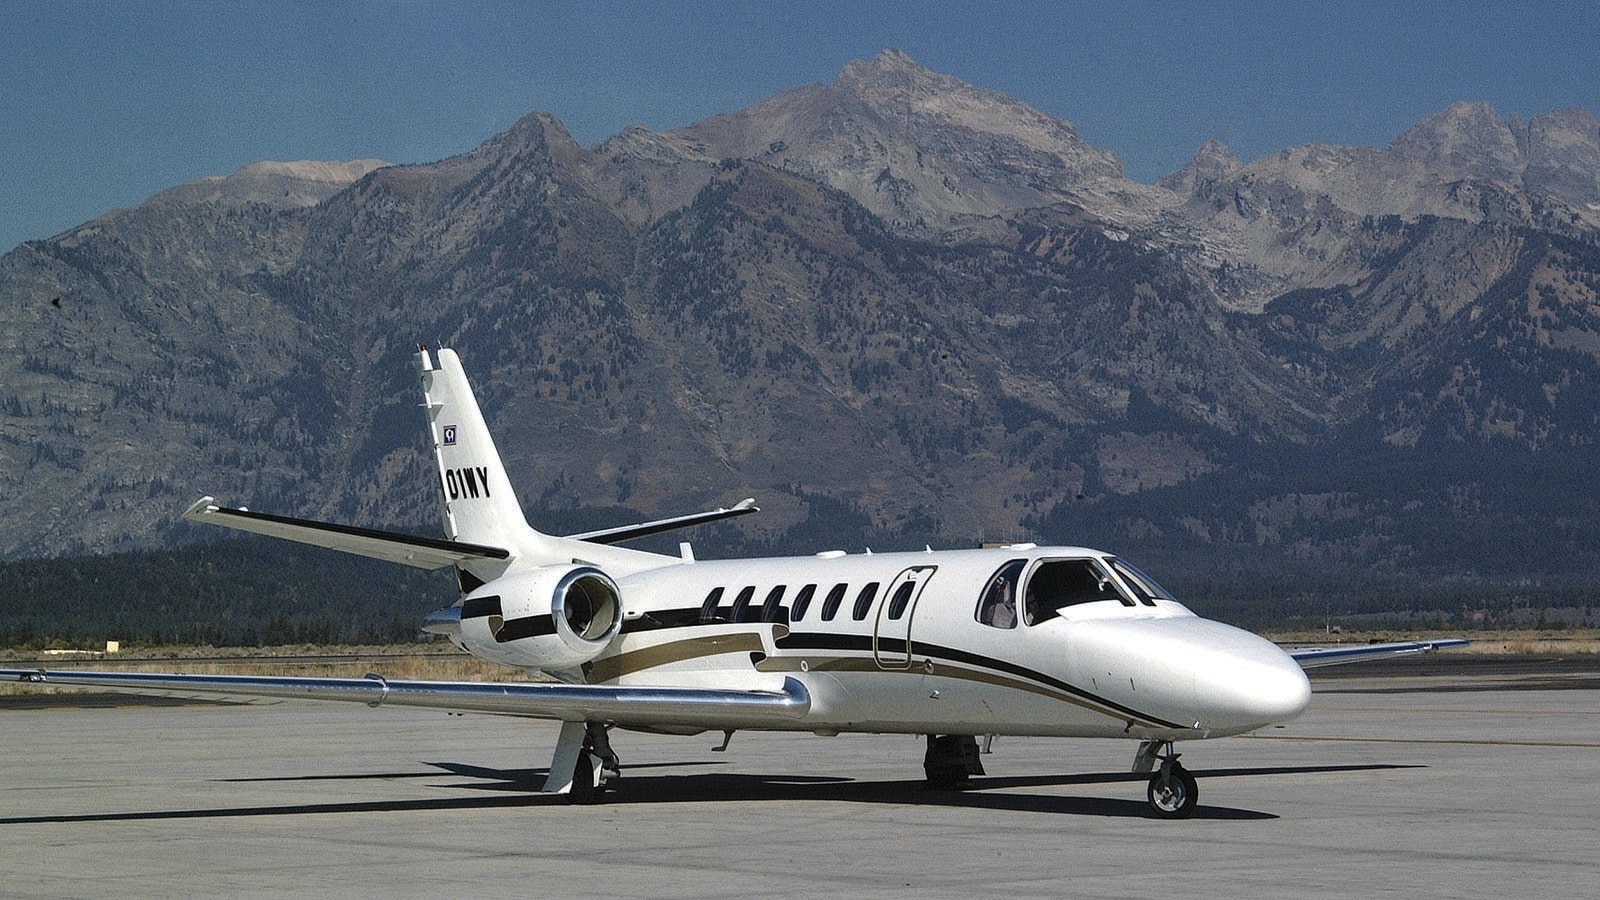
left=1135, top=740, right=1198, bottom=818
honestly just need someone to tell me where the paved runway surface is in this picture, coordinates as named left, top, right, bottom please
left=3, top=667, right=1596, bottom=899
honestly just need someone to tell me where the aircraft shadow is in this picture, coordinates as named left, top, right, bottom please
left=0, top=761, right=1412, bottom=825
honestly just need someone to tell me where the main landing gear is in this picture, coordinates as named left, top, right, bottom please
left=1134, top=740, right=1198, bottom=819
left=923, top=734, right=986, bottom=790
left=547, top=721, right=621, bottom=805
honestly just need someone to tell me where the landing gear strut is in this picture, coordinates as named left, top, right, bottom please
left=1135, top=740, right=1198, bottom=818
left=547, top=721, right=621, bottom=804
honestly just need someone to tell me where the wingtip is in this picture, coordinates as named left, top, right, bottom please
left=183, top=496, right=219, bottom=520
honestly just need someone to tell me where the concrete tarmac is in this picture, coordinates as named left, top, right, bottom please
left=2, top=668, right=1596, bottom=899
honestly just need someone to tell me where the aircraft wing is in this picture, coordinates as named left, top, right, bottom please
left=182, top=497, right=510, bottom=570
left=1, top=668, right=811, bottom=730
left=1288, top=639, right=1470, bottom=669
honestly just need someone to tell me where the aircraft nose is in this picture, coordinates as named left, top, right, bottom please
left=1193, top=633, right=1312, bottom=732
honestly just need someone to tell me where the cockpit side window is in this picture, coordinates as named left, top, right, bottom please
left=1024, top=559, right=1132, bottom=624
left=976, top=559, right=1026, bottom=629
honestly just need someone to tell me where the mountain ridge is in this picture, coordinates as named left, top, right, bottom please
left=2, top=51, right=1598, bottom=609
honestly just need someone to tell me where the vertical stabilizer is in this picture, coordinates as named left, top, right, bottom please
left=413, top=345, right=674, bottom=579
left=416, top=346, right=538, bottom=552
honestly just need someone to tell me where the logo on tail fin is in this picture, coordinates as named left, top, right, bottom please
left=442, top=424, right=458, bottom=446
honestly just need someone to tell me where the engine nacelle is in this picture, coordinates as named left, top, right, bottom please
left=457, top=565, right=624, bottom=672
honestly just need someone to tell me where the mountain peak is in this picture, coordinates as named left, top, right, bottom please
left=485, top=111, right=582, bottom=154
left=1157, top=139, right=1242, bottom=193
left=841, top=48, right=921, bottom=77
left=667, top=50, right=1125, bottom=230
left=1391, top=101, right=1522, bottom=180
left=835, top=48, right=946, bottom=95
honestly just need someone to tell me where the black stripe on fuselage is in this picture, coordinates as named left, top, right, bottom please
left=621, top=607, right=706, bottom=632
left=773, top=630, right=1186, bottom=731
left=601, top=597, right=1183, bottom=730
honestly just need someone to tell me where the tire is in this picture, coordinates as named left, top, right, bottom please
left=925, top=764, right=971, bottom=791
left=1147, top=765, right=1198, bottom=818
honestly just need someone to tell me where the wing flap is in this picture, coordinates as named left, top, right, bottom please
left=2, top=668, right=810, bottom=728
left=1289, top=639, right=1469, bottom=669
left=183, top=497, right=510, bottom=569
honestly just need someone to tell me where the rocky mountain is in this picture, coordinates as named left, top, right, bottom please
left=3, top=51, right=1599, bottom=614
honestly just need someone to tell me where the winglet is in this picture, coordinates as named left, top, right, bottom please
left=183, top=496, right=219, bottom=520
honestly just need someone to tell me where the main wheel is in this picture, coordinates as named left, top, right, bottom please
left=925, top=764, right=972, bottom=791
left=1146, top=765, right=1198, bottom=818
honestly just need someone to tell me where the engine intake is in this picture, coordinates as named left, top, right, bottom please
left=457, top=565, right=623, bottom=672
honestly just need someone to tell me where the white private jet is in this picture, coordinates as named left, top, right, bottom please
left=4, top=346, right=1466, bottom=818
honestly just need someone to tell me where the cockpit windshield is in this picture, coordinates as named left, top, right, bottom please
left=1022, top=558, right=1129, bottom=624
left=976, top=556, right=1179, bottom=628
left=1107, top=557, right=1176, bottom=605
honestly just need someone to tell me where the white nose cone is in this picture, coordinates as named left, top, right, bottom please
left=1072, top=616, right=1312, bottom=736
left=1193, top=636, right=1312, bottom=733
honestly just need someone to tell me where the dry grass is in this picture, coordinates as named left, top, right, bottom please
left=7, top=630, right=1599, bottom=697
left=0, top=644, right=537, bottom=696
left=1264, top=628, right=1600, bottom=655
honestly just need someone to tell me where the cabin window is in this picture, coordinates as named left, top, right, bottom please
left=886, top=581, right=916, bottom=620
left=699, top=587, right=725, bottom=624
left=1107, top=558, right=1173, bottom=607
left=760, top=585, right=787, bottom=623
left=1024, top=559, right=1130, bottom=625
left=851, top=582, right=881, bottom=621
left=789, top=584, right=817, bottom=622
left=730, top=585, right=758, bottom=623
left=819, top=583, right=848, bottom=621
left=976, top=559, right=1027, bottom=629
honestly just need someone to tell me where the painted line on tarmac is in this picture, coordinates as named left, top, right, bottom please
left=1241, top=734, right=1600, bottom=749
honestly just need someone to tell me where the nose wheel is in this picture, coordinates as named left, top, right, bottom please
left=1147, top=762, right=1198, bottom=818
left=1141, top=741, right=1198, bottom=818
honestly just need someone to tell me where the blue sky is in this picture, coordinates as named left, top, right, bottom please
left=3, top=1, right=1597, bottom=253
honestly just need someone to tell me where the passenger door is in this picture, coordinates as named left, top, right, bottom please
left=873, top=565, right=937, bottom=668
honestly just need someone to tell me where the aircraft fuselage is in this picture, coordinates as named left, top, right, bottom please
left=442, top=545, right=1312, bottom=742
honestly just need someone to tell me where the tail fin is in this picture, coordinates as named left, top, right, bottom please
left=414, top=345, right=680, bottom=579
left=416, top=346, right=535, bottom=549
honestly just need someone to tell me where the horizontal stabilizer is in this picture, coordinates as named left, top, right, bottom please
left=183, top=497, right=510, bottom=570
left=2, top=668, right=811, bottom=729
left=565, top=498, right=760, bottom=545
left=1289, top=639, right=1470, bottom=669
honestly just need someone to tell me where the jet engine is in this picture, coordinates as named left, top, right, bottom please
left=457, top=565, right=624, bottom=672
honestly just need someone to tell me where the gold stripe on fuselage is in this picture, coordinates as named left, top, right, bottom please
left=587, top=632, right=766, bottom=683
left=754, top=653, right=1160, bottom=728
left=590, top=629, right=1166, bottom=730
